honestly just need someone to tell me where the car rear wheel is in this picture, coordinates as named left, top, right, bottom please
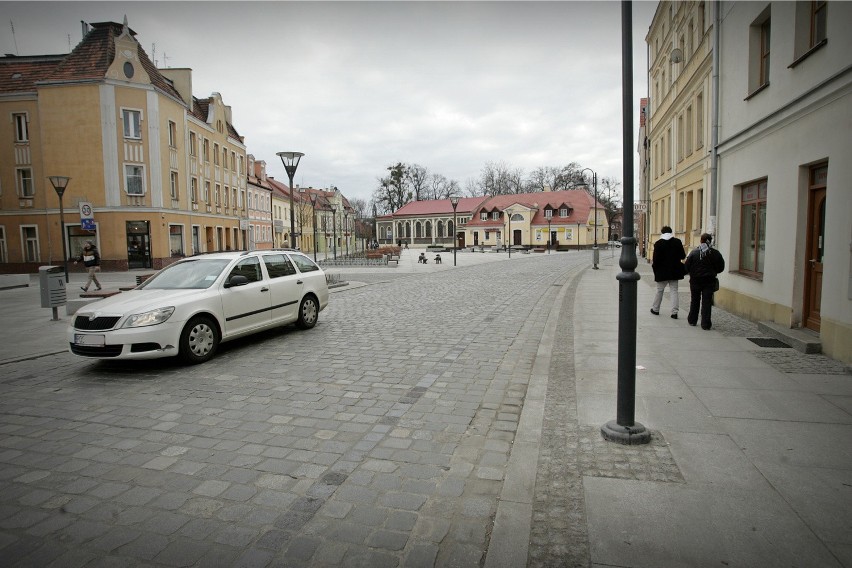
left=179, top=316, right=219, bottom=364
left=296, top=295, right=319, bottom=329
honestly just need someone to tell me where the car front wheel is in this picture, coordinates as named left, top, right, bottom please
left=179, top=316, right=219, bottom=364
left=296, top=295, right=319, bottom=329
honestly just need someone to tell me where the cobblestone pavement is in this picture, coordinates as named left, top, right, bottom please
left=0, top=254, right=586, bottom=567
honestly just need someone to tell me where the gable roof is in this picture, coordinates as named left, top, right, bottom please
left=389, top=196, right=487, bottom=217
left=465, top=190, right=600, bottom=228
left=0, top=55, right=64, bottom=94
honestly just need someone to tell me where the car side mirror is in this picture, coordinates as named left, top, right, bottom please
left=225, top=274, right=249, bottom=288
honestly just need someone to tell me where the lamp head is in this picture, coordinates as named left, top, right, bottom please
left=276, top=152, right=304, bottom=176
left=449, top=195, right=460, bottom=208
left=48, top=175, right=71, bottom=197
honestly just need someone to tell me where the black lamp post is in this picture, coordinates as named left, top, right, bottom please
left=331, top=205, right=337, bottom=260
left=547, top=217, right=552, bottom=254
left=575, top=167, right=599, bottom=269
left=449, top=196, right=460, bottom=266
left=48, top=176, right=71, bottom=283
left=506, top=208, right=513, bottom=258
left=344, top=210, right=349, bottom=257
left=276, top=152, right=303, bottom=249
left=301, top=189, right=318, bottom=262
left=600, top=0, right=649, bottom=445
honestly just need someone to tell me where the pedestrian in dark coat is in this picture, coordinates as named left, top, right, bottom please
left=684, top=233, right=726, bottom=330
left=650, top=226, right=686, bottom=318
left=74, top=240, right=102, bottom=292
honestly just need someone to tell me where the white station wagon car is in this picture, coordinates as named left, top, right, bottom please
left=68, top=250, right=329, bottom=364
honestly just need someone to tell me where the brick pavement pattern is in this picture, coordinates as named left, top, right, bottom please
left=0, top=255, right=585, bottom=567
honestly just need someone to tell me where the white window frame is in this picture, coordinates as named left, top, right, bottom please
left=168, top=120, right=177, bottom=148
left=191, top=177, right=198, bottom=203
left=16, top=167, right=34, bottom=197
left=121, top=108, right=143, bottom=139
left=21, top=225, right=39, bottom=262
left=204, top=181, right=210, bottom=203
left=169, top=224, right=185, bottom=257
left=170, top=171, right=179, bottom=200
left=189, top=131, right=197, bottom=157
left=13, top=112, right=29, bottom=142
left=480, top=212, right=487, bottom=221
left=124, top=164, right=146, bottom=195
left=0, top=226, right=7, bottom=263
left=560, top=208, right=568, bottom=217
left=545, top=209, right=553, bottom=219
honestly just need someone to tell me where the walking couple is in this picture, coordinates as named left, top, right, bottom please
left=651, top=227, right=725, bottom=330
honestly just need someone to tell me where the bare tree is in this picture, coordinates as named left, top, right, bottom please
left=372, top=163, right=413, bottom=214
left=406, top=164, right=429, bottom=201
left=427, top=173, right=460, bottom=200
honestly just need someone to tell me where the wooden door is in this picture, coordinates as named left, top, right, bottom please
left=803, top=165, right=827, bottom=331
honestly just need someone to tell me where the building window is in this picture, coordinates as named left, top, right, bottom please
left=16, top=168, right=34, bottom=197
left=666, top=128, right=672, bottom=171
left=170, top=171, right=179, bottom=200
left=0, top=226, right=7, bottom=263
left=686, top=105, right=693, bottom=156
left=748, top=8, right=771, bottom=95
left=215, top=184, right=221, bottom=205
left=492, top=211, right=500, bottom=220
left=223, top=186, right=229, bottom=208
left=169, top=225, right=185, bottom=257
left=191, top=178, right=198, bottom=203
left=793, top=1, right=828, bottom=63
left=739, top=179, right=767, bottom=275
left=480, top=212, right=487, bottom=221
left=189, top=132, right=197, bottom=157
left=13, top=113, right=28, bottom=142
left=810, top=1, right=827, bottom=47
left=204, top=181, right=210, bottom=203
left=677, top=114, right=684, bottom=162
left=125, top=165, right=144, bottom=195
left=122, top=109, right=142, bottom=139
left=545, top=209, right=553, bottom=219
left=203, top=139, right=210, bottom=162
left=560, top=208, right=568, bottom=217
left=21, top=226, right=39, bottom=262
left=231, top=151, right=236, bottom=171
left=168, top=121, right=177, bottom=148
left=696, top=93, right=704, bottom=148
left=214, top=144, right=220, bottom=166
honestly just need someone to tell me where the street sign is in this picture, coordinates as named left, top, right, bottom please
left=634, top=202, right=647, bottom=212
left=79, top=201, right=96, bottom=230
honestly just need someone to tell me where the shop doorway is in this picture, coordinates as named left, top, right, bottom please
left=126, top=221, right=151, bottom=269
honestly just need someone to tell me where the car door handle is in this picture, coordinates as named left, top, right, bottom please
left=297, top=280, right=304, bottom=285
left=261, top=287, right=269, bottom=292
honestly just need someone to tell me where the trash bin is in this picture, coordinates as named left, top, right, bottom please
left=39, top=266, right=66, bottom=308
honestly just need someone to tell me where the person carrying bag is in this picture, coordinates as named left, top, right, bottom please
left=75, top=240, right=102, bottom=292
left=684, top=233, right=725, bottom=330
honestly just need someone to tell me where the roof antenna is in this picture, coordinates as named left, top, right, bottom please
left=9, top=20, right=19, bottom=55
left=67, top=34, right=71, bottom=52
left=162, top=52, right=169, bottom=68
left=151, top=43, right=157, bottom=67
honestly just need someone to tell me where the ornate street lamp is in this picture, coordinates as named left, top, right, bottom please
left=331, top=205, right=337, bottom=260
left=506, top=208, right=513, bottom=258
left=48, top=176, right=71, bottom=283
left=574, top=168, right=600, bottom=269
left=547, top=217, right=552, bottom=254
left=449, top=195, right=460, bottom=266
left=276, top=152, right=303, bottom=249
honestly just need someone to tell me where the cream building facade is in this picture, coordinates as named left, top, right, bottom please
left=646, top=1, right=713, bottom=255
left=713, top=1, right=851, bottom=363
left=0, top=20, right=248, bottom=272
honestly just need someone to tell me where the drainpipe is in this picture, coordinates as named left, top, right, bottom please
left=709, top=0, right=721, bottom=239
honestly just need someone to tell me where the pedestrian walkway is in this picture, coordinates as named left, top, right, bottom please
left=561, top=256, right=851, bottom=567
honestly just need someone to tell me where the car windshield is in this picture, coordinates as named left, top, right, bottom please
left=139, top=259, right=232, bottom=289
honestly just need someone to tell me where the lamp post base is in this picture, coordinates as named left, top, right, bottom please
left=592, top=246, right=600, bottom=269
left=600, top=420, right=651, bottom=445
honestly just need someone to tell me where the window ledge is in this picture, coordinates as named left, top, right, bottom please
left=733, top=270, right=763, bottom=282
left=789, top=39, right=828, bottom=69
left=745, top=82, right=769, bottom=101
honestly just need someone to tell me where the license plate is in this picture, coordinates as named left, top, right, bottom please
left=74, top=334, right=105, bottom=347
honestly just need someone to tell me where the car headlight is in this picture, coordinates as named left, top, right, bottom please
left=122, top=307, right=175, bottom=328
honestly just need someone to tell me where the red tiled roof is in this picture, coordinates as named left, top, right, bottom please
left=464, top=190, right=599, bottom=228
left=0, top=55, right=64, bottom=94
left=391, top=196, right=487, bottom=217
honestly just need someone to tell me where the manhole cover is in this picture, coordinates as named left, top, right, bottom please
left=747, top=337, right=791, bottom=348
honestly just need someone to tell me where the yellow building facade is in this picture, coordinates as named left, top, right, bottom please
left=0, top=20, right=248, bottom=273
left=646, top=1, right=712, bottom=254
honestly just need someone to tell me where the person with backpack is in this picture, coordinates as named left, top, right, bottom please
left=75, top=240, right=102, bottom=292
left=684, top=233, right=725, bottom=330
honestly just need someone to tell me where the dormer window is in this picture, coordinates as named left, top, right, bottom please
left=545, top=209, right=553, bottom=219
left=491, top=211, right=500, bottom=220
left=480, top=211, right=487, bottom=221
left=560, top=207, right=568, bottom=217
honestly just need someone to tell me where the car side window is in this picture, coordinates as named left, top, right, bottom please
left=263, top=254, right=297, bottom=278
left=227, top=257, right=262, bottom=283
left=290, top=254, right=320, bottom=273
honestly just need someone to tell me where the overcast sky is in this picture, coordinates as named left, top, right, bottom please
left=3, top=1, right=658, bottom=203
